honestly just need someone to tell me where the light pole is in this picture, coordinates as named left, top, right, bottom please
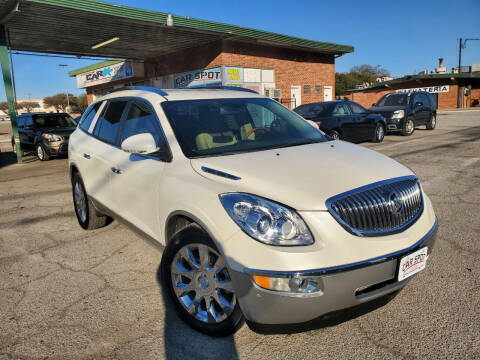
left=58, top=64, right=70, bottom=112
left=457, top=38, right=480, bottom=108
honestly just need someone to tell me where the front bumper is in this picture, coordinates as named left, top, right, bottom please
left=230, top=219, right=437, bottom=325
left=386, top=118, right=403, bottom=132
left=43, top=140, right=69, bottom=156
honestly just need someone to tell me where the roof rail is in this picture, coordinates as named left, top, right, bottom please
left=109, top=86, right=168, bottom=96
left=215, top=86, right=258, bottom=94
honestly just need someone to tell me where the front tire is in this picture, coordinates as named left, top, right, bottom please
left=372, top=123, right=385, bottom=143
left=401, top=117, right=415, bottom=136
left=72, top=172, right=108, bottom=230
left=426, top=114, right=436, bottom=130
left=160, top=225, right=244, bottom=337
left=12, top=141, right=24, bottom=156
left=36, top=143, right=50, bottom=161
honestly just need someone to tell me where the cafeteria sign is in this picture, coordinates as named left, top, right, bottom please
left=174, top=67, right=222, bottom=88
left=396, top=85, right=449, bottom=94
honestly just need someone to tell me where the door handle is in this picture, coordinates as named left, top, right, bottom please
left=83, top=153, right=91, bottom=159
left=111, top=167, right=121, bottom=174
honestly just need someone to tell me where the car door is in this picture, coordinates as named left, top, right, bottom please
left=106, top=99, right=169, bottom=238
left=16, top=116, right=26, bottom=147
left=22, top=115, right=37, bottom=149
left=348, top=102, right=372, bottom=141
left=87, top=100, right=129, bottom=208
left=332, top=103, right=355, bottom=140
left=411, top=93, right=426, bottom=125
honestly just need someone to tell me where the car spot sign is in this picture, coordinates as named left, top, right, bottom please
left=396, top=85, right=449, bottom=94
left=76, top=61, right=141, bottom=88
left=174, top=67, right=222, bottom=88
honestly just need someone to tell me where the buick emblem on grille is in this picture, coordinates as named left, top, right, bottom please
left=389, top=192, right=403, bottom=213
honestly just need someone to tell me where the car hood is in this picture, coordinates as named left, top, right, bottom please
left=190, top=141, right=413, bottom=211
left=41, top=127, right=76, bottom=136
left=368, top=106, right=406, bottom=116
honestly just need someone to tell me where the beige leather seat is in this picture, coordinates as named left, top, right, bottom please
left=196, top=131, right=237, bottom=150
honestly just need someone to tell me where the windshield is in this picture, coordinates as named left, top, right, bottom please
left=375, top=94, right=410, bottom=107
left=161, top=98, right=327, bottom=158
left=294, top=103, right=333, bottom=118
left=33, top=114, right=77, bottom=129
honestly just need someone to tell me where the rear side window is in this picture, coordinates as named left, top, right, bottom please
left=332, top=104, right=351, bottom=116
left=79, top=102, right=101, bottom=132
left=349, top=103, right=366, bottom=114
left=94, top=101, right=127, bottom=144
left=421, top=93, right=432, bottom=107
left=17, top=117, right=25, bottom=127
left=121, top=101, right=165, bottom=147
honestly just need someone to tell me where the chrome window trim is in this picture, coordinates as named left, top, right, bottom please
left=326, top=175, right=423, bottom=237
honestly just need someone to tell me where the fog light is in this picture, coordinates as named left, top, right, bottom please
left=252, top=275, right=322, bottom=294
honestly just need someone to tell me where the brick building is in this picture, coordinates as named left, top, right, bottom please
left=68, top=10, right=353, bottom=109
left=344, top=72, right=480, bottom=110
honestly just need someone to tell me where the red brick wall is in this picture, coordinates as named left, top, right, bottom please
left=345, top=84, right=466, bottom=110
left=144, top=40, right=335, bottom=105
left=470, top=88, right=480, bottom=107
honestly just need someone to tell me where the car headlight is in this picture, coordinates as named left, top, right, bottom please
left=219, top=193, right=314, bottom=246
left=42, top=133, right=62, bottom=142
left=391, top=110, right=405, bottom=120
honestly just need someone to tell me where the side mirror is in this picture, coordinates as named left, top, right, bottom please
left=415, top=101, right=423, bottom=108
left=121, top=133, right=159, bottom=154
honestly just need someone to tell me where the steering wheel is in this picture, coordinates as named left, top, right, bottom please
left=243, top=127, right=267, bottom=140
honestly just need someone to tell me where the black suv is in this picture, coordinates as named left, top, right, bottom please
left=294, top=100, right=386, bottom=143
left=369, top=91, right=437, bottom=136
left=12, top=113, right=77, bottom=160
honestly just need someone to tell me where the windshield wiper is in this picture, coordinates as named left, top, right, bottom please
left=265, top=139, right=321, bottom=150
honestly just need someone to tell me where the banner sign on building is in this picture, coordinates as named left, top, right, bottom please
left=174, top=67, right=222, bottom=88
left=76, top=61, right=143, bottom=89
left=224, top=67, right=244, bottom=84
left=396, top=85, right=450, bottom=94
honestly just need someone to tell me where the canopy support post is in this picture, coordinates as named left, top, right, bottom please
left=0, top=24, right=21, bottom=163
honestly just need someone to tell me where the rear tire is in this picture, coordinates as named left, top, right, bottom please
left=12, top=140, right=24, bottom=156
left=401, top=117, right=415, bottom=136
left=328, top=130, right=341, bottom=140
left=372, top=123, right=385, bottom=143
left=160, top=224, right=244, bottom=337
left=426, top=114, right=436, bottom=130
left=72, top=172, right=108, bottom=230
left=36, top=143, right=50, bottom=161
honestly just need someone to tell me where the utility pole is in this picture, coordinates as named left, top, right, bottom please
left=58, top=64, right=70, bottom=112
left=457, top=38, right=462, bottom=109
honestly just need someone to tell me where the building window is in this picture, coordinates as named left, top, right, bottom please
left=315, top=85, right=321, bottom=94
left=304, top=85, right=311, bottom=94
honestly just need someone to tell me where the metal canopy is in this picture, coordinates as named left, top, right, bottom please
left=2, top=0, right=353, bottom=60
left=0, top=0, right=353, bottom=164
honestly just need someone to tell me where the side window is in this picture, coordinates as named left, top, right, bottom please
left=413, top=93, right=422, bottom=106
left=24, top=116, right=34, bottom=127
left=94, top=101, right=127, bottom=144
left=17, top=117, right=25, bottom=127
left=79, top=102, right=102, bottom=132
left=349, top=103, right=366, bottom=114
left=421, top=93, right=431, bottom=107
left=332, top=104, right=351, bottom=116
left=121, top=101, right=166, bottom=148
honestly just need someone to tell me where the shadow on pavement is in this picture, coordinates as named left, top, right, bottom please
left=0, top=151, right=37, bottom=169
left=156, top=265, right=239, bottom=360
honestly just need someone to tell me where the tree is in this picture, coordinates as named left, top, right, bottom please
left=17, top=101, right=40, bottom=113
left=0, top=102, right=9, bottom=113
left=71, top=94, right=88, bottom=113
left=43, top=93, right=74, bottom=112
left=335, top=64, right=391, bottom=96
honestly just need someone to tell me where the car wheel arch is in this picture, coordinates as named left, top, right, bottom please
left=164, top=210, right=226, bottom=255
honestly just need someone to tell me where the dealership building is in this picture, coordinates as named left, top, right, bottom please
left=344, top=69, right=480, bottom=110
left=68, top=13, right=353, bottom=109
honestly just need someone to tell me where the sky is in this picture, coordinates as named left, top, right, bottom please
left=2, top=0, right=479, bottom=101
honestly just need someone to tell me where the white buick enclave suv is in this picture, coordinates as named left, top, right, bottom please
left=69, top=86, right=437, bottom=336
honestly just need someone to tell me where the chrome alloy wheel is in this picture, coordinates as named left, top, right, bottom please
left=431, top=115, right=436, bottom=127
left=406, top=119, right=414, bottom=134
left=171, top=244, right=236, bottom=324
left=376, top=125, right=384, bottom=140
left=74, top=181, right=87, bottom=223
left=37, top=144, right=44, bottom=160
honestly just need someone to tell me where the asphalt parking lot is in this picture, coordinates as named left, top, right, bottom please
left=0, top=110, right=479, bottom=360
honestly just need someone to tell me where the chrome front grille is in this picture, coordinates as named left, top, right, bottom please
left=326, top=176, right=423, bottom=236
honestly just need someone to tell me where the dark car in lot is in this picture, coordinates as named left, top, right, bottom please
left=12, top=113, right=77, bottom=160
left=369, top=91, right=437, bottom=136
left=294, top=100, right=386, bottom=143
